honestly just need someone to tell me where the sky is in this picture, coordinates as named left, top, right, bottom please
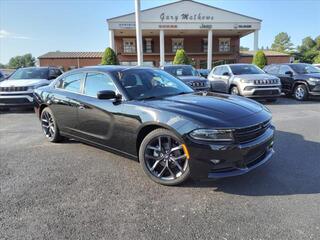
left=0, top=0, right=319, bottom=64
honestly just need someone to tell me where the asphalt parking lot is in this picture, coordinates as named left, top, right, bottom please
left=0, top=97, right=320, bottom=240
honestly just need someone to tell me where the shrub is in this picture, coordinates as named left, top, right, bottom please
left=101, top=47, right=118, bottom=65
left=252, top=50, right=267, bottom=69
left=173, top=49, right=190, bottom=65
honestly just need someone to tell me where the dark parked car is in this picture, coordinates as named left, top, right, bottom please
left=264, top=63, right=320, bottom=100
left=161, top=64, right=210, bottom=91
left=34, top=66, right=275, bottom=186
left=0, top=67, right=63, bottom=109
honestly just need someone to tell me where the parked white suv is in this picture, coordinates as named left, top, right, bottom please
left=208, top=64, right=282, bottom=102
left=0, top=67, right=63, bottom=109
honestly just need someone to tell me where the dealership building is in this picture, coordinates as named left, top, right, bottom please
left=39, top=0, right=290, bottom=70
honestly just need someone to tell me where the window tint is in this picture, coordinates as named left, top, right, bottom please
left=213, top=67, right=222, bottom=75
left=221, top=66, right=230, bottom=75
left=84, top=72, right=117, bottom=97
left=279, top=65, right=292, bottom=75
left=58, top=73, right=84, bottom=93
left=265, top=65, right=279, bottom=74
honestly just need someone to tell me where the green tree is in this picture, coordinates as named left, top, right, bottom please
left=101, top=47, right=118, bottom=65
left=252, top=50, right=267, bottom=69
left=173, top=49, right=190, bottom=64
left=240, top=46, right=249, bottom=51
left=295, top=36, right=320, bottom=63
left=271, top=32, right=294, bottom=53
left=313, top=53, right=320, bottom=64
left=8, top=53, right=35, bottom=68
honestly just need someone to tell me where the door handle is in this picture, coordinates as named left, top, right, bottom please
left=78, top=104, right=85, bottom=110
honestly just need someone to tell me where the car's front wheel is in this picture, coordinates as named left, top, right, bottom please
left=139, top=129, right=190, bottom=186
left=230, top=86, right=240, bottom=95
left=294, top=84, right=308, bottom=101
left=40, top=107, right=63, bottom=142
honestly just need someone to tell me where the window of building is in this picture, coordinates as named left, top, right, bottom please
left=84, top=72, right=117, bottom=98
left=202, top=38, right=208, bottom=53
left=172, top=38, right=184, bottom=52
left=123, top=38, right=136, bottom=53
left=219, top=38, right=231, bottom=52
left=57, top=73, right=84, bottom=93
left=144, top=38, right=153, bottom=53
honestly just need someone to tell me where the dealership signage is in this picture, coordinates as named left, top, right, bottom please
left=160, top=12, right=214, bottom=22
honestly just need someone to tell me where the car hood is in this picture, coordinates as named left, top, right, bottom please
left=0, top=79, right=50, bottom=87
left=298, top=73, right=320, bottom=79
left=177, top=76, right=207, bottom=82
left=235, top=74, right=278, bottom=80
left=139, top=92, right=270, bottom=128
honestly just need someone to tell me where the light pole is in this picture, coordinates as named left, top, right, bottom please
left=135, top=0, right=143, bottom=66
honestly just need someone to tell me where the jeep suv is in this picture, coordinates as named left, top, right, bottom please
left=208, top=64, right=281, bottom=101
left=264, top=63, right=320, bottom=101
left=161, top=65, right=210, bottom=91
left=0, top=67, right=63, bottom=109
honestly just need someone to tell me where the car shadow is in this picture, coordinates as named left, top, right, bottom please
left=261, top=96, right=320, bottom=106
left=0, top=107, right=35, bottom=114
left=182, top=130, right=320, bottom=196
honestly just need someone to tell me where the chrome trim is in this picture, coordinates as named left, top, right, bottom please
left=0, top=95, right=34, bottom=102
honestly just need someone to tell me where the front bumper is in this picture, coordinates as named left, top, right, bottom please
left=240, top=84, right=282, bottom=98
left=185, top=126, right=275, bottom=180
left=0, top=91, right=34, bottom=107
left=309, top=83, right=320, bottom=96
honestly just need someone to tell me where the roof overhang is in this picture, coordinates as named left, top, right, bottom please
left=107, top=0, right=261, bottom=32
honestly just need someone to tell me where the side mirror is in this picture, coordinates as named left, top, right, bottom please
left=222, top=72, right=230, bottom=76
left=285, top=71, right=293, bottom=76
left=97, top=90, right=121, bottom=101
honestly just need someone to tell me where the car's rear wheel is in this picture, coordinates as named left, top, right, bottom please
left=230, top=86, right=240, bottom=95
left=40, top=107, right=62, bottom=142
left=294, top=84, right=308, bottom=101
left=139, top=129, right=190, bottom=186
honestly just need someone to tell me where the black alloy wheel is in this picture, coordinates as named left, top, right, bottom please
left=41, top=107, right=62, bottom=142
left=139, top=129, right=190, bottom=186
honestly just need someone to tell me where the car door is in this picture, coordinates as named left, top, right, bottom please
left=49, top=72, right=85, bottom=134
left=75, top=71, right=123, bottom=148
left=278, top=65, right=294, bottom=93
left=220, top=66, right=232, bottom=93
left=209, top=66, right=225, bottom=92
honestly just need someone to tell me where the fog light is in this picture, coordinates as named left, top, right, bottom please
left=210, top=159, right=221, bottom=164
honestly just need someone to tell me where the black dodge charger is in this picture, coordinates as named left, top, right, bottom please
left=34, top=66, right=275, bottom=185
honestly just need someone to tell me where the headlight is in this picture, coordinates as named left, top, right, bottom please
left=240, top=79, right=252, bottom=83
left=308, top=78, right=320, bottom=85
left=189, top=129, right=234, bottom=142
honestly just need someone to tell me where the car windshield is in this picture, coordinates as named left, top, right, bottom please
left=8, top=68, right=49, bottom=80
left=165, top=66, right=199, bottom=77
left=116, top=68, right=194, bottom=100
left=230, top=65, right=265, bottom=75
left=290, top=64, right=320, bottom=74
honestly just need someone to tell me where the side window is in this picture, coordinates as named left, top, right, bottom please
left=55, top=69, right=63, bottom=77
left=266, top=65, right=280, bottom=74
left=221, top=66, right=229, bottom=76
left=213, top=67, right=222, bottom=76
left=279, top=65, right=291, bottom=75
left=84, top=72, right=117, bottom=98
left=57, top=73, right=84, bottom=93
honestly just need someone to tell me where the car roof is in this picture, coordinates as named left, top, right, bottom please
left=162, top=64, right=192, bottom=67
left=67, top=65, right=156, bottom=74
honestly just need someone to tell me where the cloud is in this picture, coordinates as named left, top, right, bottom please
left=0, top=29, right=31, bottom=40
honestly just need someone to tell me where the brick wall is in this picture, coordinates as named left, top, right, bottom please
left=39, top=58, right=101, bottom=71
left=239, top=55, right=290, bottom=64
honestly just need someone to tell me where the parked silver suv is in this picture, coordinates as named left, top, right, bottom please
left=208, top=64, right=282, bottom=101
left=0, top=67, right=63, bottom=109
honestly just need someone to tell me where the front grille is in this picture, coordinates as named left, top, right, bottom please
left=253, top=90, right=279, bottom=95
left=0, top=86, right=29, bottom=92
left=254, top=79, right=278, bottom=85
left=190, top=82, right=207, bottom=88
left=234, top=120, right=271, bottom=143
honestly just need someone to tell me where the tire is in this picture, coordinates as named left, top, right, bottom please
left=230, top=86, right=240, bottom=95
left=40, top=107, right=63, bottom=142
left=139, top=128, right=190, bottom=186
left=294, top=84, right=308, bottom=101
